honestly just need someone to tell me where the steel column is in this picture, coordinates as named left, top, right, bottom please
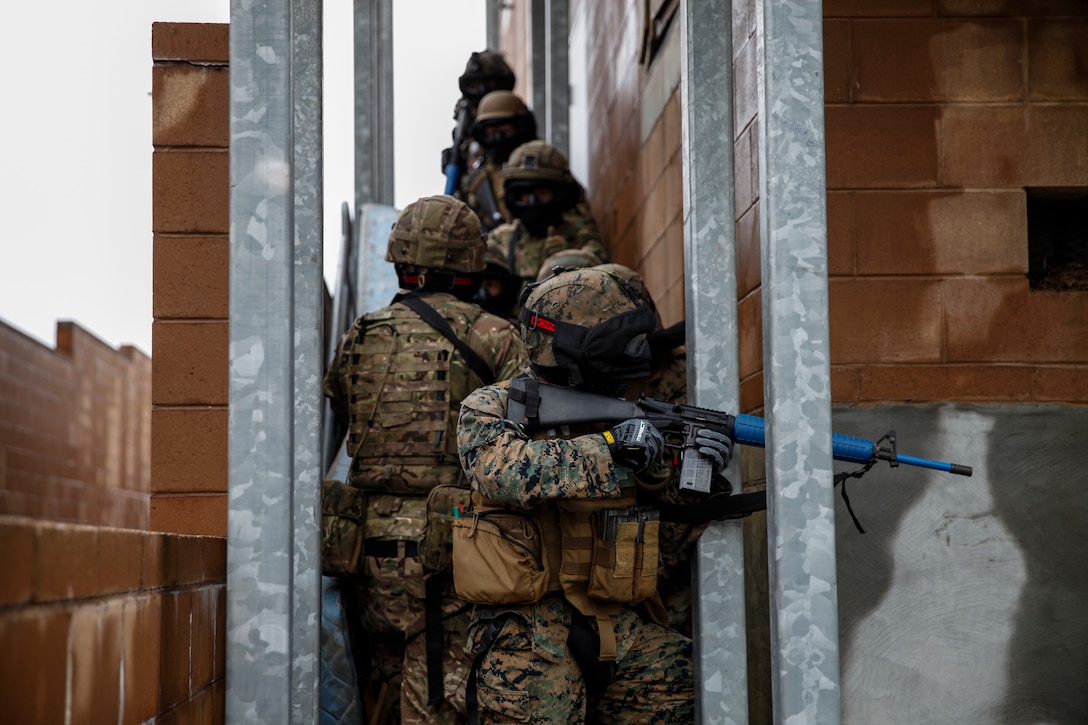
left=679, top=1, right=748, bottom=723
left=530, top=0, right=547, bottom=126
left=755, top=0, right=841, bottom=721
left=485, top=0, right=501, bottom=52
left=228, top=0, right=324, bottom=721
left=354, top=0, right=395, bottom=207
left=545, top=0, right=570, bottom=154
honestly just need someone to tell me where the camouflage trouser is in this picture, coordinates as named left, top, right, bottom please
left=468, top=596, right=695, bottom=724
left=350, top=544, right=472, bottom=725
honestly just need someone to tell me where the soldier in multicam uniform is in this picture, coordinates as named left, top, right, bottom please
left=485, top=141, right=607, bottom=317
left=458, top=90, right=538, bottom=233
left=324, top=196, right=528, bottom=725
left=454, top=268, right=734, bottom=724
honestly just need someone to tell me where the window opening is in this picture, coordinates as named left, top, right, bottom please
left=1026, top=188, right=1088, bottom=292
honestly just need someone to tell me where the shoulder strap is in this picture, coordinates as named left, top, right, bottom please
left=397, top=293, right=496, bottom=386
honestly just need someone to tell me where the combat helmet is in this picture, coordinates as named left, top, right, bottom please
left=519, top=267, right=656, bottom=393
left=535, top=248, right=604, bottom=282
left=503, top=141, right=579, bottom=235
left=458, top=50, right=516, bottom=107
left=387, top=195, right=485, bottom=299
left=471, top=91, right=538, bottom=164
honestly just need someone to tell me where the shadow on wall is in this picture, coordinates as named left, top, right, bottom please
left=831, top=403, right=1088, bottom=725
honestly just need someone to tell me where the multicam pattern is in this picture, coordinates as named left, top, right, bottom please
left=468, top=597, right=694, bottom=724
left=385, top=195, right=486, bottom=274
left=324, top=291, right=528, bottom=725
left=486, top=204, right=605, bottom=285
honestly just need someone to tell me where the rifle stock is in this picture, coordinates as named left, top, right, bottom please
left=509, top=378, right=973, bottom=494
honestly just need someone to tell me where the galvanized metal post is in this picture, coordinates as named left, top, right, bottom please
left=678, top=1, right=748, bottom=723
left=354, top=0, right=395, bottom=207
left=530, top=0, right=547, bottom=125
left=545, top=0, right=570, bottom=155
left=755, top=0, right=842, bottom=721
left=485, top=0, right=501, bottom=52
left=228, top=0, right=324, bottom=721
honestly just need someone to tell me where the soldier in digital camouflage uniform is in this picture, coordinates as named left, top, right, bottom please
left=324, top=195, right=529, bottom=725
left=485, top=141, right=607, bottom=318
left=595, top=263, right=701, bottom=638
left=455, top=268, right=734, bottom=724
left=442, top=51, right=517, bottom=184
left=458, top=90, right=538, bottom=233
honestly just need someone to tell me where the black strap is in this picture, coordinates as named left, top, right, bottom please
left=397, top=293, right=496, bottom=386
left=363, top=539, right=418, bottom=559
left=506, top=225, right=522, bottom=274
left=424, top=576, right=445, bottom=706
left=653, top=490, right=769, bottom=523
left=567, top=610, right=618, bottom=702
left=466, top=618, right=504, bottom=725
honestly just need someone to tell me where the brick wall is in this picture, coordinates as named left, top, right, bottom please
left=0, top=516, right=225, bottom=724
left=0, top=320, right=150, bottom=528
left=150, top=22, right=230, bottom=538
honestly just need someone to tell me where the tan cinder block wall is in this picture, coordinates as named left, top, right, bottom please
left=150, top=22, right=230, bottom=537
left=0, top=320, right=151, bottom=528
left=0, top=516, right=226, bottom=724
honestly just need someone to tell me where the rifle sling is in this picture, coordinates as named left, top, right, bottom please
left=652, top=490, right=767, bottom=523
left=397, top=293, right=496, bottom=386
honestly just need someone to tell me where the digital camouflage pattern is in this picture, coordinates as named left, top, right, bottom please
left=324, top=287, right=527, bottom=725
left=456, top=378, right=695, bottom=723
left=468, top=598, right=694, bottom=724
left=534, top=247, right=604, bottom=282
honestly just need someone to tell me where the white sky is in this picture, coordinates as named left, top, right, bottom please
left=0, top=0, right=483, bottom=356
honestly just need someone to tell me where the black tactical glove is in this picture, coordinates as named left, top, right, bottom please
left=694, top=428, right=734, bottom=473
left=605, top=418, right=665, bottom=473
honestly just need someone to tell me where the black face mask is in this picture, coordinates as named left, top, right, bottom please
left=508, top=195, right=565, bottom=237
left=521, top=303, right=657, bottom=390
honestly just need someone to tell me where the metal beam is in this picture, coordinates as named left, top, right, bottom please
left=485, top=0, right=501, bottom=52
left=228, top=0, right=324, bottom=721
left=530, top=0, right=547, bottom=128
left=679, top=1, right=748, bottom=723
left=755, top=0, right=841, bottom=721
left=545, top=0, right=570, bottom=155
left=354, top=0, right=395, bottom=207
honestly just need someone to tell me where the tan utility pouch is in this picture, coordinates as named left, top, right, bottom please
left=419, top=484, right=471, bottom=574
left=321, top=479, right=366, bottom=576
left=588, top=507, right=660, bottom=604
left=452, top=508, right=549, bottom=605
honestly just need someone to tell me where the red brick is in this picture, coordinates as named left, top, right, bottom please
left=203, top=536, right=228, bottom=582
left=1033, top=367, right=1088, bottom=402
left=944, top=278, right=1088, bottom=363
left=826, top=105, right=940, bottom=189
left=823, top=20, right=852, bottom=103
left=152, top=65, right=230, bottom=147
left=853, top=19, right=1022, bottom=102
left=829, top=279, right=944, bottom=363
left=941, top=106, right=1088, bottom=187
left=152, top=150, right=230, bottom=233
left=854, top=190, right=1026, bottom=275
left=831, top=365, right=861, bottom=404
left=123, top=595, right=162, bottom=724
left=98, top=527, right=143, bottom=596
left=824, top=0, right=933, bottom=16
left=214, top=585, right=227, bottom=680
left=1028, top=20, right=1088, bottom=101
left=150, top=494, right=228, bottom=538
left=151, top=321, right=229, bottom=405
left=153, top=235, right=230, bottom=319
left=0, top=607, right=71, bottom=724
left=142, top=532, right=167, bottom=589
left=152, top=408, right=228, bottom=494
left=827, top=191, right=855, bottom=276
left=161, top=590, right=192, bottom=709
left=152, top=23, right=229, bottom=64
left=739, top=370, right=764, bottom=415
left=937, top=0, right=1088, bottom=17
left=191, top=587, right=216, bottom=690
left=205, top=678, right=227, bottom=725
left=70, top=602, right=123, bottom=724
left=738, top=292, right=763, bottom=379
left=736, top=203, right=761, bottom=297
left=859, top=364, right=1033, bottom=402
left=734, top=121, right=758, bottom=217
left=0, top=518, right=35, bottom=605
left=733, top=34, right=758, bottom=135
left=36, top=523, right=98, bottom=602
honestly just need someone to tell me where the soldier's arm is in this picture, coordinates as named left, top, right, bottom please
left=456, top=385, right=622, bottom=509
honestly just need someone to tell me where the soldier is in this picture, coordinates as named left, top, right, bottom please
left=454, top=268, right=734, bottom=723
left=459, top=91, right=538, bottom=232
left=485, top=141, right=607, bottom=317
left=441, top=50, right=517, bottom=190
left=323, top=195, right=529, bottom=725
left=534, top=248, right=604, bottom=283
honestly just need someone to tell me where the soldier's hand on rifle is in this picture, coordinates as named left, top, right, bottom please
left=604, top=419, right=665, bottom=473
left=694, top=429, right=734, bottom=474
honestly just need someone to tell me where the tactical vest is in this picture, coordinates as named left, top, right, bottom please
left=452, top=395, right=661, bottom=660
left=344, top=300, right=487, bottom=495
